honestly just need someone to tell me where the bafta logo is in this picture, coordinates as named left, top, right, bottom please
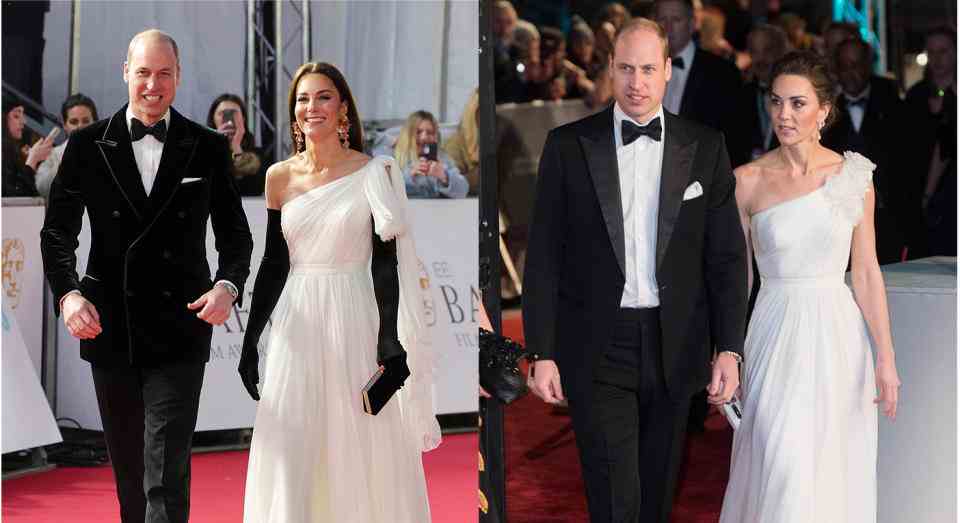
left=417, top=259, right=436, bottom=327
left=2, top=239, right=25, bottom=309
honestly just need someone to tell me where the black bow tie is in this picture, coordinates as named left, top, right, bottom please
left=846, top=96, right=868, bottom=108
left=130, top=118, right=167, bottom=142
left=672, top=56, right=685, bottom=69
left=622, top=117, right=662, bottom=145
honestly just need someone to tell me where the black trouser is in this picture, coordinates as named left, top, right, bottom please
left=568, top=308, right=690, bottom=523
left=91, top=361, right=206, bottom=523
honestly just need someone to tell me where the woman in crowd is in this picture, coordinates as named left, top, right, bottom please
left=443, top=89, right=480, bottom=195
left=238, top=62, right=440, bottom=522
left=393, top=110, right=469, bottom=198
left=206, top=93, right=264, bottom=196
left=2, top=100, right=52, bottom=197
left=720, top=51, right=900, bottom=522
left=36, top=93, right=98, bottom=198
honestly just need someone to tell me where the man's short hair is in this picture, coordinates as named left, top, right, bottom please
left=61, top=93, right=99, bottom=122
left=835, top=36, right=873, bottom=65
left=653, top=0, right=694, bottom=18
left=126, top=29, right=180, bottom=66
left=615, top=17, right=670, bottom=62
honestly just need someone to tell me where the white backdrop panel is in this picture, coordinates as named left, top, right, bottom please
left=1, top=203, right=47, bottom=377
left=3, top=302, right=62, bottom=454
left=56, top=198, right=477, bottom=431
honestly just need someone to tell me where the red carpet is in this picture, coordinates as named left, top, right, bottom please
left=502, top=310, right=733, bottom=522
left=2, top=433, right=475, bottom=523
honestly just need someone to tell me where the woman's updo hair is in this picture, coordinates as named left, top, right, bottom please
left=769, top=50, right=839, bottom=128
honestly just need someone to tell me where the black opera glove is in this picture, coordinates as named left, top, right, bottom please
left=371, top=227, right=410, bottom=386
left=238, top=208, right=290, bottom=401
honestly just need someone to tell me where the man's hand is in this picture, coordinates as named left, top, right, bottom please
left=187, top=284, right=235, bottom=325
left=62, top=293, right=102, bottom=340
left=707, top=352, right=740, bottom=405
left=528, top=359, right=565, bottom=405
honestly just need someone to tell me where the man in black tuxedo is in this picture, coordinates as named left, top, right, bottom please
left=733, top=24, right=790, bottom=165
left=40, top=29, right=252, bottom=522
left=653, top=0, right=745, bottom=166
left=822, top=37, right=904, bottom=264
left=523, top=18, right=747, bottom=523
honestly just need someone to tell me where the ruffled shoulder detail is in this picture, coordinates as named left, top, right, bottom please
left=362, top=155, right=407, bottom=241
left=822, top=151, right=875, bottom=225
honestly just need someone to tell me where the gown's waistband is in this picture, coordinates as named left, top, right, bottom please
left=760, top=275, right=846, bottom=289
left=289, top=260, right=366, bottom=275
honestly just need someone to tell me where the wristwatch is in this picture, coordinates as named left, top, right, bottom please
left=216, top=280, right=239, bottom=300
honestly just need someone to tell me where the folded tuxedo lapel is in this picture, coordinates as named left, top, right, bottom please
left=96, top=109, right=148, bottom=219
left=579, top=107, right=626, bottom=277
left=657, top=113, right=698, bottom=271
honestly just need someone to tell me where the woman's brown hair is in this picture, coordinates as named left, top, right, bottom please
left=769, top=50, right=839, bottom=128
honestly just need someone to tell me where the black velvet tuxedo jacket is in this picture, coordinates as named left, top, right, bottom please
left=522, top=106, right=748, bottom=403
left=41, top=105, right=253, bottom=368
left=676, top=48, right=746, bottom=167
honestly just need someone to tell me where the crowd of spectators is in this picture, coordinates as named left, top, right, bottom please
left=495, top=0, right=957, bottom=259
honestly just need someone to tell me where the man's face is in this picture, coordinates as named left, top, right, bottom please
left=493, top=6, right=517, bottom=41
left=747, top=32, right=778, bottom=85
left=610, top=29, right=671, bottom=123
left=123, top=36, right=180, bottom=124
left=64, top=105, right=95, bottom=134
left=654, top=1, right=694, bottom=57
left=926, top=34, right=956, bottom=80
left=836, top=43, right=871, bottom=96
left=823, top=27, right=856, bottom=64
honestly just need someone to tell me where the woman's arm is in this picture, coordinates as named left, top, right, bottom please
left=850, top=188, right=901, bottom=419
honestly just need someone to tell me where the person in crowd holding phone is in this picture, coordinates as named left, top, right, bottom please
left=392, top=110, right=469, bottom=199
left=206, top=93, right=264, bottom=196
left=237, top=62, right=440, bottom=522
left=36, top=93, right=99, bottom=199
left=3, top=99, right=54, bottom=197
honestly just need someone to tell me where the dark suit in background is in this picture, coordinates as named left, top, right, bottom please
left=523, top=106, right=747, bottom=522
left=41, top=105, right=253, bottom=522
left=822, top=75, right=904, bottom=264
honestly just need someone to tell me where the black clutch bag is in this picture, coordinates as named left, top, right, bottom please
left=362, top=366, right=404, bottom=415
left=479, top=328, right=528, bottom=404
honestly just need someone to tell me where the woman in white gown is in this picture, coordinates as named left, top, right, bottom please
left=720, top=51, right=901, bottom=522
left=237, top=62, right=441, bottom=522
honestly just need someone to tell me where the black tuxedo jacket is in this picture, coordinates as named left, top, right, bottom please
left=41, top=106, right=253, bottom=367
left=729, top=80, right=780, bottom=166
left=523, top=106, right=748, bottom=403
left=822, top=76, right=901, bottom=204
left=678, top=48, right=746, bottom=166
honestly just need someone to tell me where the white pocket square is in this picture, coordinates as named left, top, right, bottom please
left=181, top=177, right=203, bottom=184
left=682, top=181, right=703, bottom=201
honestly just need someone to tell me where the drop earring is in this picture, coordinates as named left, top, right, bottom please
left=337, top=114, right=350, bottom=149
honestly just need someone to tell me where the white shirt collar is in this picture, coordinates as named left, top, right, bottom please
left=613, top=102, right=665, bottom=147
left=125, top=106, right=171, bottom=133
left=845, top=84, right=871, bottom=102
left=675, top=40, right=695, bottom=66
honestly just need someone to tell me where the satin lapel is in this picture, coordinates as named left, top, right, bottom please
left=95, top=107, right=148, bottom=220
left=657, top=113, right=697, bottom=271
left=145, top=108, right=198, bottom=217
left=579, top=106, right=625, bottom=276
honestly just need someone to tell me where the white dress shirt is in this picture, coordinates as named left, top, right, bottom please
left=126, top=107, right=170, bottom=196
left=663, top=41, right=696, bottom=115
left=614, top=102, right=664, bottom=308
left=844, top=85, right=871, bottom=134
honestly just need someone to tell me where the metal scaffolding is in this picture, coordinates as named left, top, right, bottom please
left=246, top=0, right=312, bottom=164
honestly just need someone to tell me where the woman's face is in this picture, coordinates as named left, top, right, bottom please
left=64, top=105, right=95, bottom=134
left=571, top=38, right=594, bottom=65
left=768, top=73, right=829, bottom=146
left=415, top=119, right=438, bottom=150
left=294, top=73, right=346, bottom=144
left=6, top=106, right=25, bottom=140
left=213, top=100, right=243, bottom=129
